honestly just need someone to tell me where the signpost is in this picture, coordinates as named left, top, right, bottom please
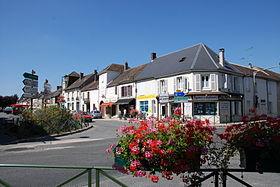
left=22, top=71, right=38, bottom=110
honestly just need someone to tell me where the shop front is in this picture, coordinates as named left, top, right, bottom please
left=115, top=98, right=136, bottom=117
left=189, top=93, right=243, bottom=124
left=100, top=101, right=116, bottom=118
left=136, top=94, right=157, bottom=117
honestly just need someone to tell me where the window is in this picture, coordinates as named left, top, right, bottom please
left=82, top=93, right=85, bottom=99
left=121, top=85, right=132, bottom=97
left=115, top=86, right=117, bottom=95
left=201, top=75, right=210, bottom=89
left=159, top=80, right=167, bottom=93
left=176, top=77, right=183, bottom=91
left=71, top=103, right=74, bottom=110
left=87, top=92, right=90, bottom=99
left=140, top=101, right=148, bottom=112
left=194, top=102, right=217, bottom=115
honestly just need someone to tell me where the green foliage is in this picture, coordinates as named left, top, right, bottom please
left=0, top=94, right=18, bottom=108
left=17, top=106, right=82, bottom=137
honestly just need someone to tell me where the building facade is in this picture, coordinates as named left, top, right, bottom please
left=59, top=43, right=280, bottom=123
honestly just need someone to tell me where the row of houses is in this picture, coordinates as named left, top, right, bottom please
left=35, top=43, right=280, bottom=123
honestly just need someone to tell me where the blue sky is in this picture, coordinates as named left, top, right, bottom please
left=0, top=0, right=279, bottom=96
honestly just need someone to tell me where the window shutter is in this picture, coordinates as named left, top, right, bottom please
left=195, top=74, right=201, bottom=91
left=158, top=81, right=160, bottom=94
left=224, top=74, right=228, bottom=89
left=182, top=77, right=188, bottom=92
left=210, top=74, right=216, bottom=91
left=165, top=79, right=168, bottom=93
left=174, top=77, right=177, bottom=92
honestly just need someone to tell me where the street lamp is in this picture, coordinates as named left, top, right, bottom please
left=249, top=62, right=280, bottom=109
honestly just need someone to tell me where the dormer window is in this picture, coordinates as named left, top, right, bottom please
left=179, top=57, right=186, bottom=62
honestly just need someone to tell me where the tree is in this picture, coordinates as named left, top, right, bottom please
left=0, top=94, right=18, bottom=108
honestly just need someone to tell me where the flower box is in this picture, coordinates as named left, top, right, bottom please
left=220, top=113, right=280, bottom=173
left=108, top=111, right=215, bottom=183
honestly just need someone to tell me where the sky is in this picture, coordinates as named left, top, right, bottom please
left=0, top=0, right=280, bottom=96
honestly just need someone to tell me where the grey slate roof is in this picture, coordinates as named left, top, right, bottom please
left=45, top=88, right=62, bottom=99
left=68, top=71, right=80, bottom=77
left=98, top=64, right=124, bottom=75
left=108, top=64, right=147, bottom=87
left=65, top=74, right=94, bottom=91
left=135, top=43, right=241, bottom=80
left=81, top=81, right=99, bottom=92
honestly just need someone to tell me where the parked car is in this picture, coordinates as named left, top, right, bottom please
left=73, top=111, right=93, bottom=122
left=91, top=110, right=102, bottom=119
left=3, top=107, right=13, bottom=114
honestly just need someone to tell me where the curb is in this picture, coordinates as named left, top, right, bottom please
left=4, top=123, right=94, bottom=145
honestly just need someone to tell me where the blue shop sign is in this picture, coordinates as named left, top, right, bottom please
left=174, top=92, right=185, bottom=97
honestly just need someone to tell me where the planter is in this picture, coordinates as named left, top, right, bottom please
left=240, top=148, right=280, bottom=172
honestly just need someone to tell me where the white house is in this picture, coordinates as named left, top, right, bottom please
left=107, top=63, right=147, bottom=117
left=97, top=63, right=124, bottom=117
left=135, top=43, right=280, bottom=123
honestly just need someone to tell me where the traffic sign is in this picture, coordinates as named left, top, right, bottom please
left=22, top=86, right=38, bottom=94
left=174, top=92, right=185, bottom=97
left=23, top=72, right=38, bottom=80
left=174, top=96, right=189, bottom=103
left=22, top=93, right=33, bottom=98
left=23, top=79, right=38, bottom=87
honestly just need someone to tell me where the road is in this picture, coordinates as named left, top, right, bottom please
left=0, top=120, right=279, bottom=187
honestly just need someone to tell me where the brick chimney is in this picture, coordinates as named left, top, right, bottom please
left=80, top=72, right=84, bottom=79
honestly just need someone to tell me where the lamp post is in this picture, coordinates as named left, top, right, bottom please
left=249, top=63, right=280, bottom=111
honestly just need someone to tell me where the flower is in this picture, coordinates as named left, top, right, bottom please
left=109, top=113, right=215, bottom=183
left=220, top=113, right=280, bottom=171
left=149, top=175, right=159, bottom=183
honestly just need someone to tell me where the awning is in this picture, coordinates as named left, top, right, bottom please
left=101, top=102, right=114, bottom=107
left=115, top=98, right=135, bottom=105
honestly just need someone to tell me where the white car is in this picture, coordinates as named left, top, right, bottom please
left=91, top=110, right=102, bottom=119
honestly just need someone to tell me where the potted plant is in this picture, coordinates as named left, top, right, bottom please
left=107, top=110, right=215, bottom=183
left=220, top=113, right=280, bottom=172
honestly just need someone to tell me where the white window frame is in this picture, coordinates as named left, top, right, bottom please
left=201, top=74, right=210, bottom=90
left=159, top=80, right=168, bottom=94
left=176, top=76, right=183, bottom=91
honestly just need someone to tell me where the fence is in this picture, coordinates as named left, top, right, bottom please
left=0, top=164, right=128, bottom=187
left=1, top=163, right=278, bottom=187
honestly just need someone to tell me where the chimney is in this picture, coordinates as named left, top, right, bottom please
left=80, top=72, right=84, bottom=79
left=219, top=48, right=225, bottom=66
left=94, top=69, right=98, bottom=81
left=124, top=62, right=129, bottom=70
left=151, top=52, right=157, bottom=61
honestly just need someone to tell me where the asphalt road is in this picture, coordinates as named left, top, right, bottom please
left=0, top=120, right=279, bottom=187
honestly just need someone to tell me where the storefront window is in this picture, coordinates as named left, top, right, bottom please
left=194, top=102, right=217, bottom=115
left=140, top=101, right=148, bottom=112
